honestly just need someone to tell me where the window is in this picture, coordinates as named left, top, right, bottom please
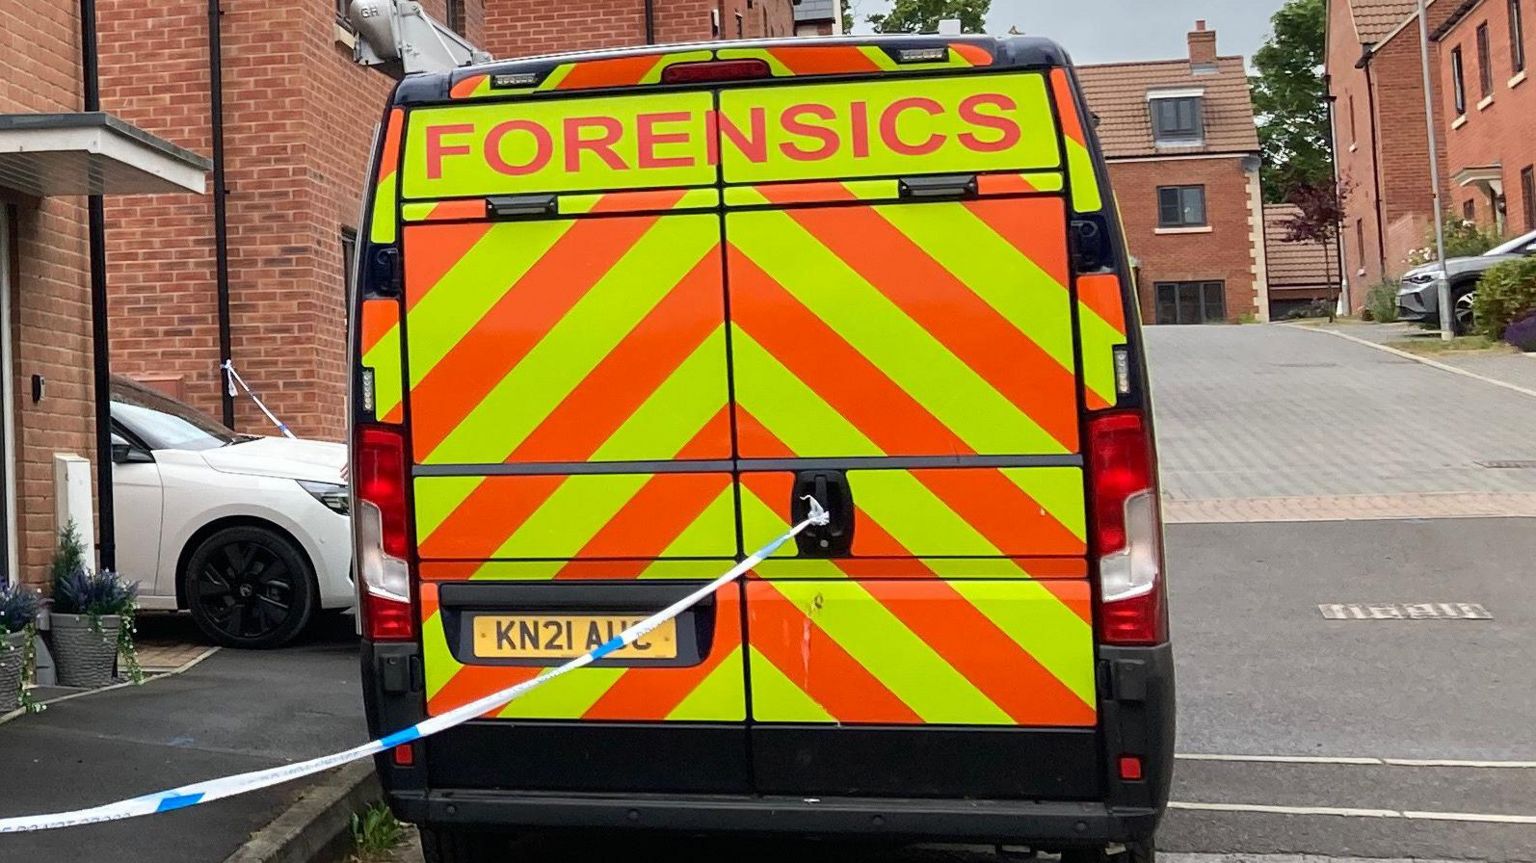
left=1463, top=198, right=1477, bottom=221
left=341, top=227, right=358, bottom=293
left=1355, top=219, right=1365, bottom=271
left=1522, top=166, right=1535, bottom=231
left=1477, top=23, right=1494, bottom=97
left=1154, top=281, right=1227, bottom=324
left=1452, top=46, right=1468, bottom=114
left=1349, top=94, right=1358, bottom=145
left=1157, top=185, right=1207, bottom=227
left=1515, top=0, right=1528, bottom=73
left=335, top=0, right=350, bottom=28
left=1150, top=97, right=1203, bottom=143
left=445, top=0, right=465, bottom=34
left=735, top=12, right=744, bottom=38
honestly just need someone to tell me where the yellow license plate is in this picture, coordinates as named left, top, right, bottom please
left=472, top=614, right=678, bottom=660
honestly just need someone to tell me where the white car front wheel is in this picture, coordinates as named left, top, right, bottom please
left=183, top=525, right=318, bottom=649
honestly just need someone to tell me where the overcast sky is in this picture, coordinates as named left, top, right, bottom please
left=850, top=0, right=1290, bottom=65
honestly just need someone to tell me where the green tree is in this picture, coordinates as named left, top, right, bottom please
left=1250, top=0, right=1332, bottom=203
left=840, top=0, right=854, bottom=33
left=867, top=0, right=990, bottom=33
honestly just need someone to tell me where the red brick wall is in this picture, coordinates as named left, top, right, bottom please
left=1327, top=0, right=1385, bottom=305
left=99, top=0, right=474, bottom=443
left=1327, top=1, right=1455, bottom=311
left=717, top=0, right=795, bottom=41
left=0, top=0, right=99, bottom=585
left=1438, top=2, right=1536, bottom=235
left=1372, top=25, right=1453, bottom=278
left=485, top=0, right=793, bottom=58
left=1109, top=156, right=1260, bottom=323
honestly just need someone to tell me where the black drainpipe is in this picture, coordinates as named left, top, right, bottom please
left=644, top=0, right=656, bottom=43
left=80, top=0, right=115, bottom=571
left=209, top=0, right=235, bottom=429
left=1358, top=46, right=1389, bottom=277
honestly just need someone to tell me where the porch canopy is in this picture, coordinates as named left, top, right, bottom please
left=0, top=112, right=210, bottom=197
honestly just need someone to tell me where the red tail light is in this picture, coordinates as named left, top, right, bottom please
left=660, top=59, right=771, bottom=84
left=1087, top=411, right=1166, bottom=645
left=354, top=424, right=415, bottom=641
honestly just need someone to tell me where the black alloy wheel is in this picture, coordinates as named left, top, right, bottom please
left=184, top=525, right=317, bottom=649
left=1452, top=287, right=1478, bottom=336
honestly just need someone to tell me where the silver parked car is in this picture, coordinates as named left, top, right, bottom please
left=1397, top=229, right=1536, bottom=334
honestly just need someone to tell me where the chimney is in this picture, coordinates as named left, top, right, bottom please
left=1188, top=20, right=1218, bottom=69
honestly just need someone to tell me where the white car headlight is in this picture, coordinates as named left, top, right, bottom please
left=298, top=480, right=350, bottom=516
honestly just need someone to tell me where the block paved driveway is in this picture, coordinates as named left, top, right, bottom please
left=1144, top=324, right=1536, bottom=521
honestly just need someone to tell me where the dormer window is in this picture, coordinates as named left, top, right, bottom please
left=1148, top=89, right=1205, bottom=144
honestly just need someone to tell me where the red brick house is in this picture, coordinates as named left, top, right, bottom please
left=1325, top=0, right=1457, bottom=310
left=97, top=0, right=791, bottom=446
left=1432, top=0, right=1536, bottom=235
left=0, top=0, right=208, bottom=584
left=1078, top=22, right=1269, bottom=324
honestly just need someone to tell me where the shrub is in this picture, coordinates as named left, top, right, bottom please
left=1364, top=280, right=1400, bottom=323
left=52, top=568, right=137, bottom=618
left=0, top=584, right=41, bottom=634
left=50, top=521, right=88, bottom=585
left=1473, top=257, right=1536, bottom=340
left=1405, top=216, right=1501, bottom=267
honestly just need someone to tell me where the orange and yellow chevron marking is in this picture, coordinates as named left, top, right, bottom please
left=977, top=171, right=1065, bottom=195
left=415, top=404, right=732, bottom=565
left=558, top=187, right=719, bottom=215
left=450, top=51, right=716, bottom=100
left=401, top=199, right=485, bottom=222
left=724, top=179, right=900, bottom=208
left=753, top=557, right=1087, bottom=580
left=369, top=108, right=404, bottom=245
left=449, top=74, right=496, bottom=100
left=717, top=42, right=993, bottom=78
left=727, top=196, right=1079, bottom=458
left=359, top=299, right=403, bottom=424
left=402, top=208, right=726, bottom=464
left=1077, top=273, right=1128, bottom=411
left=1050, top=68, right=1102, bottom=214
left=416, top=471, right=735, bottom=562
left=420, top=582, right=745, bottom=721
left=746, top=578, right=1094, bottom=726
left=741, top=463, right=1084, bottom=560
left=420, top=559, right=737, bottom=582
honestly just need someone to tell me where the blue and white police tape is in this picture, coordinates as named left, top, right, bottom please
left=0, top=497, right=830, bottom=834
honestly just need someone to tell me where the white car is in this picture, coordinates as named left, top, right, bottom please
left=109, top=376, right=352, bottom=648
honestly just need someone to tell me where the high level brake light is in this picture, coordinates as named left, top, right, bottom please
left=1087, top=411, right=1166, bottom=646
left=660, top=59, right=771, bottom=84
left=354, top=423, right=415, bottom=641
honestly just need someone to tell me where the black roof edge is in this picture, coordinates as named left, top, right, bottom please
left=394, top=35, right=1072, bottom=105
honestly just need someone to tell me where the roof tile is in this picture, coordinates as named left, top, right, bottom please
left=1265, top=204, right=1342, bottom=287
left=1348, top=0, right=1419, bottom=43
left=1077, top=56, right=1259, bottom=159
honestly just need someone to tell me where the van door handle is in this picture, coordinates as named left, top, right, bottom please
left=792, top=470, right=854, bottom=556
left=898, top=174, right=977, bottom=199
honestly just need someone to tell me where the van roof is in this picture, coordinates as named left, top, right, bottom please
left=393, top=34, right=1074, bottom=105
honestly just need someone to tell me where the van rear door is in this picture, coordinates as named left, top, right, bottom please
left=397, top=89, right=751, bottom=792
left=712, top=70, right=1103, bottom=800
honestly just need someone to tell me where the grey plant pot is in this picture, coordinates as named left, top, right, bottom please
left=49, top=613, right=120, bottom=689
left=0, top=630, right=26, bottom=713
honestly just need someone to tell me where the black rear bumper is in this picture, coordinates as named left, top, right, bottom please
left=365, top=642, right=1174, bottom=847
left=388, top=789, right=1161, bottom=845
